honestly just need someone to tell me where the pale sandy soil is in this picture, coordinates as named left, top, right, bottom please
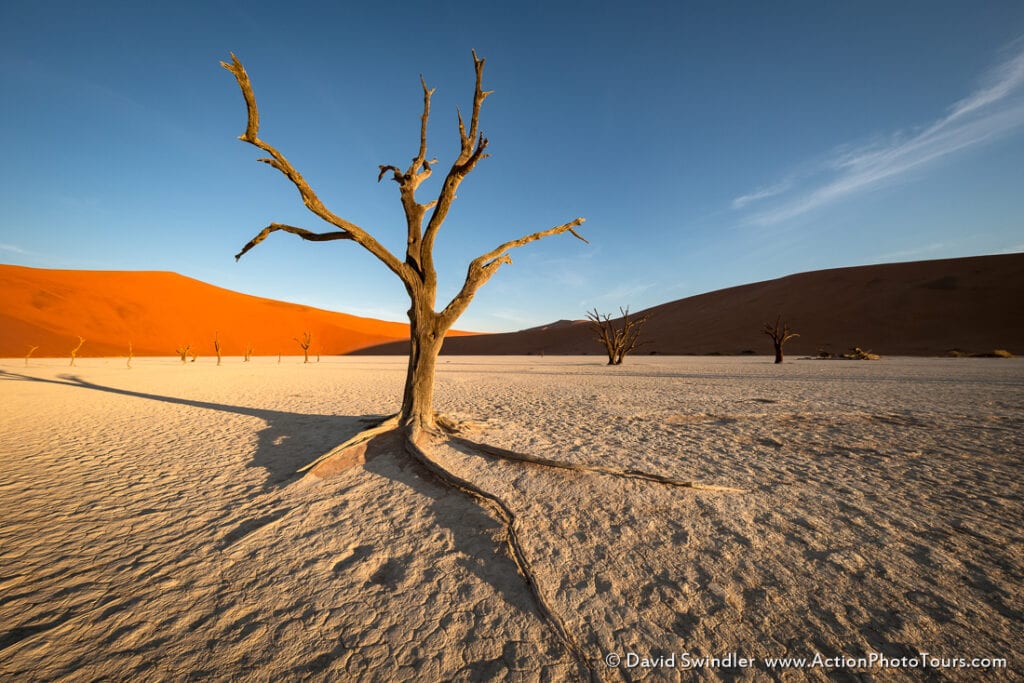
left=1, top=356, right=1021, bottom=682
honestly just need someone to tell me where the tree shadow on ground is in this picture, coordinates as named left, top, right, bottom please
left=0, top=369, right=366, bottom=490
left=0, top=370, right=579, bottom=675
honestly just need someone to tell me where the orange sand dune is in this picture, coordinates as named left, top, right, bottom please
left=0, top=265, right=453, bottom=358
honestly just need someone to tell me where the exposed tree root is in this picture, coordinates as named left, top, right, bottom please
left=297, top=415, right=400, bottom=477
left=448, top=435, right=746, bottom=493
left=295, top=414, right=744, bottom=680
left=402, top=428, right=600, bottom=681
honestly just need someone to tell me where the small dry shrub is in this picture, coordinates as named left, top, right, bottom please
left=842, top=347, right=880, bottom=360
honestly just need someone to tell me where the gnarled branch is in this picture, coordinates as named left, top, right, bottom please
left=439, top=218, right=587, bottom=326
left=375, top=75, right=441, bottom=275
left=221, top=53, right=409, bottom=283
left=234, top=223, right=355, bottom=261
left=763, top=315, right=799, bottom=345
left=420, top=50, right=494, bottom=276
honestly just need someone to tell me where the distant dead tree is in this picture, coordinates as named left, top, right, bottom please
left=587, top=307, right=649, bottom=365
left=176, top=344, right=191, bottom=364
left=244, top=344, right=254, bottom=362
left=25, top=345, right=39, bottom=366
left=214, top=332, right=223, bottom=366
left=127, top=341, right=133, bottom=369
left=223, top=51, right=708, bottom=676
left=763, top=315, right=799, bottom=364
left=69, top=336, right=85, bottom=367
left=295, top=331, right=312, bottom=363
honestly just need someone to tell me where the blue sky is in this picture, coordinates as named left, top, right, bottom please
left=2, top=2, right=1023, bottom=332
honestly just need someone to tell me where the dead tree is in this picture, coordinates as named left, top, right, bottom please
left=69, top=336, right=84, bottom=367
left=586, top=307, right=649, bottom=365
left=214, top=332, right=223, bottom=366
left=127, top=341, right=133, bottom=369
left=176, top=344, right=191, bottom=364
left=295, top=331, right=312, bottom=364
left=244, top=344, right=254, bottom=362
left=763, top=315, right=799, bottom=364
left=25, top=345, right=39, bottom=366
left=225, top=52, right=587, bottom=432
left=224, top=52, right=723, bottom=676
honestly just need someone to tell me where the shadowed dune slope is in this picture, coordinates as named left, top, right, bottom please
left=354, top=253, right=1024, bottom=357
left=0, top=265, right=464, bottom=358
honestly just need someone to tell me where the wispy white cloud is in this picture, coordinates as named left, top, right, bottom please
left=731, top=179, right=793, bottom=209
left=0, top=243, right=31, bottom=255
left=736, top=40, right=1024, bottom=226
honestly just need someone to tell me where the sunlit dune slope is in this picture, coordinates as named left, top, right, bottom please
left=0, top=265, right=464, bottom=357
left=354, top=253, right=1024, bottom=357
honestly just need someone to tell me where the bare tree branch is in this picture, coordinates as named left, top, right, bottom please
left=234, top=223, right=356, bottom=261
left=413, top=75, right=436, bottom=176
left=763, top=315, right=799, bottom=344
left=477, top=218, right=588, bottom=269
left=377, top=164, right=403, bottom=183
left=420, top=51, right=494, bottom=276
left=374, top=75, right=442, bottom=276
left=439, top=218, right=587, bottom=325
left=221, top=53, right=410, bottom=283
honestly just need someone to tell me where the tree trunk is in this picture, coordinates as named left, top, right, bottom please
left=774, top=343, right=783, bottom=364
left=400, top=297, right=447, bottom=431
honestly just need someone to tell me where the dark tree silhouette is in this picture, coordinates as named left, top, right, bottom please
left=763, top=315, right=799, bottom=364
left=295, top=331, right=312, bottom=364
left=214, top=332, right=222, bottom=366
left=587, top=307, right=649, bottom=365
